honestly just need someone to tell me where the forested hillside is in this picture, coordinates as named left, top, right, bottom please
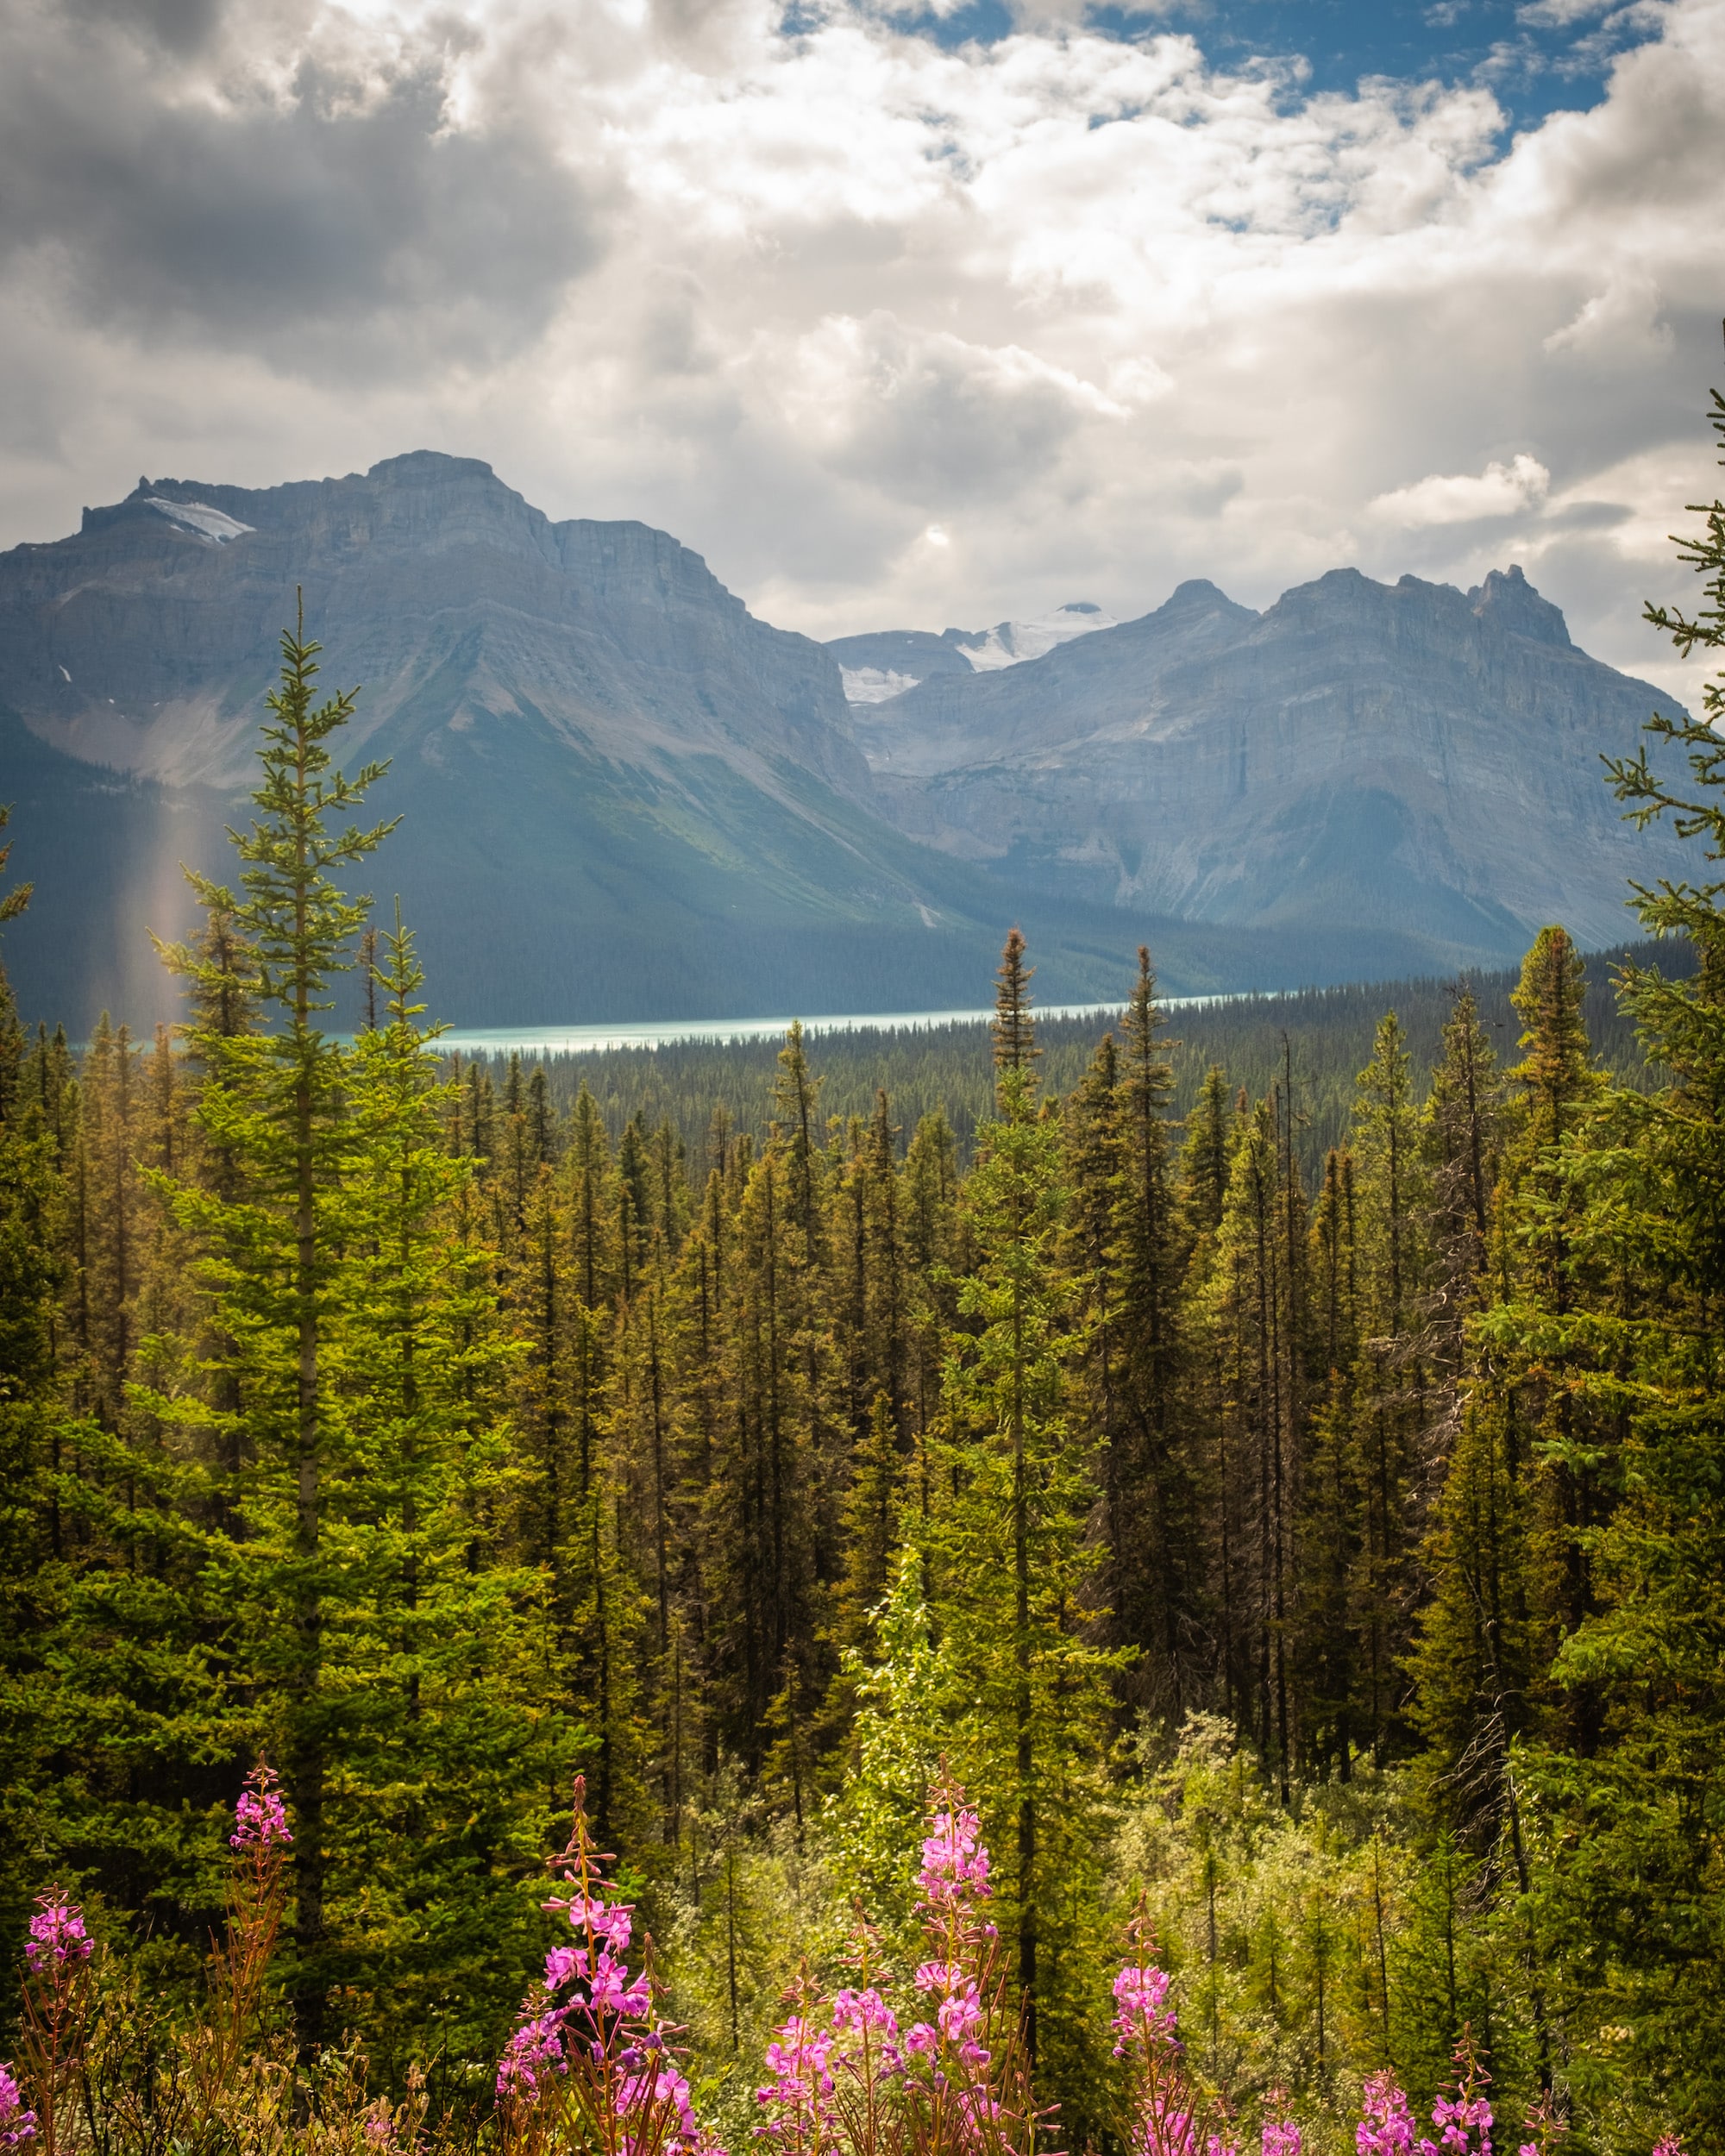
left=476, top=941, right=1676, bottom=1186
left=2, top=398, right=1723, bottom=2156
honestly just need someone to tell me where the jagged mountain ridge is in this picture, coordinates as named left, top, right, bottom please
left=14, top=452, right=869, bottom=801
left=828, top=600, right=1114, bottom=704
left=844, top=564, right=1686, bottom=957
left=5, top=453, right=1396, bottom=1027
left=0, top=450, right=998, bottom=1025
left=0, top=449, right=1690, bottom=1027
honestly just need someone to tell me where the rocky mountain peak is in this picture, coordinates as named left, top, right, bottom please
left=1155, top=577, right=1258, bottom=626
left=366, top=448, right=499, bottom=486
left=4, top=450, right=865, bottom=803
left=1469, top=561, right=1572, bottom=648
left=1163, top=577, right=1238, bottom=610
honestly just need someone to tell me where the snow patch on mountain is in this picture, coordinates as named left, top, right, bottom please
left=841, top=665, right=924, bottom=704
left=953, top=601, right=1117, bottom=672
left=833, top=602, right=1115, bottom=705
left=144, top=498, right=254, bottom=544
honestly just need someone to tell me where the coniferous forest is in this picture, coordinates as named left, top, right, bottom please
left=3, top=398, right=1725, bottom=2156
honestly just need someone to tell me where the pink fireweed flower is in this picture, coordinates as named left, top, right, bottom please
left=904, top=2023, right=938, bottom=2058
left=1420, top=2039, right=1492, bottom=2156
left=505, top=1774, right=711, bottom=2150
left=916, top=1810, right=990, bottom=1906
left=760, top=2018, right=835, bottom=2095
left=1262, top=2121, right=1302, bottom=2156
left=1514, top=2088, right=1567, bottom=2156
left=586, top=1949, right=651, bottom=2019
left=936, top=1984, right=982, bottom=2046
left=620, top=2065, right=699, bottom=2141
left=831, top=1988, right=896, bottom=2035
left=544, top=1945, right=588, bottom=1991
left=1358, top=2076, right=1416, bottom=2156
left=0, top=2065, right=36, bottom=2151
left=1135, top=2093, right=1200, bottom=2156
left=1650, top=2140, right=1684, bottom=2156
left=1421, top=2090, right=1491, bottom=2156
left=951, top=2086, right=1007, bottom=2142
left=555, top=1894, right=633, bottom=1953
left=230, top=1762, right=292, bottom=1850
left=755, top=2007, right=839, bottom=2147
left=1113, top=1964, right=1177, bottom=2054
left=496, top=2010, right=568, bottom=2100
left=24, top=1895, right=91, bottom=1974
left=914, top=1961, right=966, bottom=1997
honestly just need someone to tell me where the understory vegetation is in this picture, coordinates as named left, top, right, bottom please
left=3, top=398, right=1725, bottom=2156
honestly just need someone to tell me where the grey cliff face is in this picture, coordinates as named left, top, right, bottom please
left=850, top=563, right=1685, bottom=956
left=0, top=451, right=1024, bottom=1027
left=0, top=451, right=1694, bottom=1026
left=1, top=449, right=870, bottom=807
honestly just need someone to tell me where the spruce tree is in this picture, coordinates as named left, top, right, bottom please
left=1302, top=1145, right=1359, bottom=1776
left=0, top=820, right=64, bottom=1990
left=771, top=1021, right=824, bottom=1259
left=1350, top=1013, right=1424, bottom=1763
left=331, top=915, right=565, bottom=2067
left=1063, top=1028, right=1124, bottom=1639
left=901, top=1109, right=961, bottom=1457
left=1201, top=1097, right=1299, bottom=1787
left=1490, top=927, right=1607, bottom=1749
left=156, top=608, right=397, bottom=2051
left=567, top=1081, right=614, bottom=1313
left=1423, top=988, right=1502, bottom=1389
left=861, top=1089, right=906, bottom=1441
left=1181, top=1064, right=1233, bottom=1242
left=1112, top=948, right=1192, bottom=1708
left=1496, top=373, right=1725, bottom=2137
left=1407, top=1382, right=1534, bottom=1834
left=919, top=933, right=1117, bottom=2107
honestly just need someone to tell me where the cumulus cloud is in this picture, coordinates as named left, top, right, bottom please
left=0, top=0, right=1720, bottom=709
left=1371, top=453, right=1552, bottom=526
left=1544, top=270, right=1672, bottom=360
left=773, top=314, right=1126, bottom=500
left=0, top=0, right=600, bottom=376
left=1518, top=0, right=1614, bottom=24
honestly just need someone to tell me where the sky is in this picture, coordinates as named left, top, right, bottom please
left=1, top=0, right=1721, bottom=700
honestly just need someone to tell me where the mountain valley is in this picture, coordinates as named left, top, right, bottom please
left=0, top=451, right=1689, bottom=1027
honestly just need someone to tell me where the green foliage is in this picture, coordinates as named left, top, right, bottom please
left=491, top=939, right=1672, bottom=1187
left=8, top=372, right=1725, bottom=2156
left=1496, top=390, right=1725, bottom=2149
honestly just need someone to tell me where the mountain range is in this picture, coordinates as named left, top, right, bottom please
left=0, top=451, right=1688, bottom=1030
left=828, top=600, right=1116, bottom=704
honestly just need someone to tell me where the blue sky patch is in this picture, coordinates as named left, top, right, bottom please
left=882, top=1, right=1665, bottom=132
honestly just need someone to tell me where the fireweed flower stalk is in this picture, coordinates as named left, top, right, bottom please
left=1109, top=1910, right=1233, bottom=2156
left=756, top=1967, right=841, bottom=2156
left=498, top=1775, right=717, bottom=2156
left=0, top=2065, right=36, bottom=2151
left=754, top=1927, right=902, bottom=2156
left=895, top=1776, right=1041, bottom=2156
left=1419, top=2031, right=1492, bottom=2156
left=17, top=1892, right=93, bottom=2156
left=1356, top=2075, right=1416, bottom=2156
left=204, top=1759, right=294, bottom=2090
left=1258, top=2111, right=1299, bottom=2156
left=1514, top=2088, right=1565, bottom=2156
